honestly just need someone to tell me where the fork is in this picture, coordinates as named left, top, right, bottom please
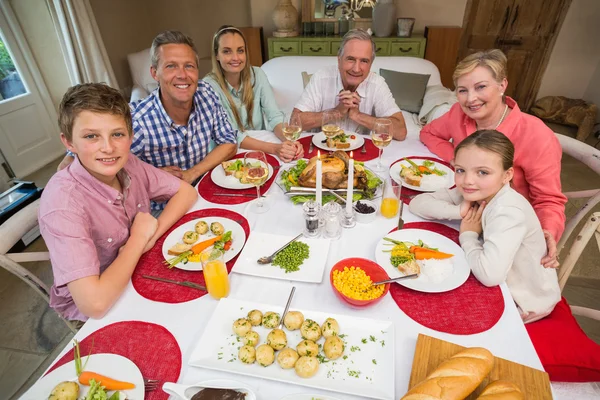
left=144, top=378, right=159, bottom=392
left=257, top=233, right=303, bottom=264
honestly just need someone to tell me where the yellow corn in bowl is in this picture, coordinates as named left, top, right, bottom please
left=330, top=258, right=390, bottom=307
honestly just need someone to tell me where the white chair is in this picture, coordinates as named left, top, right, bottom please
left=0, top=199, right=77, bottom=333
left=556, top=133, right=600, bottom=258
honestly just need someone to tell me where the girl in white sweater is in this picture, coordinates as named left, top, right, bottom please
left=409, top=130, right=560, bottom=323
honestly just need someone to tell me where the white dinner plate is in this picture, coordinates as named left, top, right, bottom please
left=211, top=158, right=275, bottom=190
left=389, top=158, right=454, bottom=192
left=312, top=131, right=364, bottom=152
left=374, top=229, right=470, bottom=293
left=162, top=217, right=246, bottom=271
left=20, top=353, right=144, bottom=400
left=188, top=297, right=395, bottom=400
left=231, top=232, right=331, bottom=283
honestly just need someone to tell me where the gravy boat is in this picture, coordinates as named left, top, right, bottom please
left=162, top=379, right=256, bottom=400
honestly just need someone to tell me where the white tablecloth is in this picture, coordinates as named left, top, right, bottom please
left=47, top=129, right=545, bottom=400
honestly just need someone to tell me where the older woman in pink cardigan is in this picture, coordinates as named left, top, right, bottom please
left=419, top=49, right=566, bottom=268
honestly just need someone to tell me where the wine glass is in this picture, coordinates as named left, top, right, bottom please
left=321, top=110, right=342, bottom=139
left=244, top=150, right=270, bottom=214
left=371, top=118, right=393, bottom=172
left=282, top=112, right=302, bottom=142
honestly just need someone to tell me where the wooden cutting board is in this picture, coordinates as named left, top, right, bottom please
left=407, top=334, right=552, bottom=399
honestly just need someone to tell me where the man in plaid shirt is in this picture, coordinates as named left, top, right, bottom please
left=59, top=31, right=237, bottom=211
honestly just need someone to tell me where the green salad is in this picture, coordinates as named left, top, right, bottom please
left=280, top=159, right=382, bottom=205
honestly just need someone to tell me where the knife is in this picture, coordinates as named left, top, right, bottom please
left=397, top=197, right=405, bottom=230
left=141, top=275, right=207, bottom=291
left=308, top=136, right=315, bottom=153
left=213, top=193, right=266, bottom=198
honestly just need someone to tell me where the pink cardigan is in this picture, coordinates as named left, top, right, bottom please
left=420, top=96, right=567, bottom=241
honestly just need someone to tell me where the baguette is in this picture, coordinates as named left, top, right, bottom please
left=476, top=380, right=523, bottom=400
left=168, top=242, right=192, bottom=256
left=401, top=347, right=494, bottom=400
left=221, top=160, right=235, bottom=176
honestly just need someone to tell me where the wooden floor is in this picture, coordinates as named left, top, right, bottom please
left=2, top=128, right=600, bottom=399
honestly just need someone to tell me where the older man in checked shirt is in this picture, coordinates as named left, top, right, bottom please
left=59, top=31, right=237, bottom=211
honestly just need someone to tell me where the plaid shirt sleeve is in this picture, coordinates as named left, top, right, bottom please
left=199, top=82, right=238, bottom=146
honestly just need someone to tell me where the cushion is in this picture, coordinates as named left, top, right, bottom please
left=379, top=69, right=430, bottom=114
left=525, top=297, right=600, bottom=382
left=301, top=71, right=313, bottom=88
left=126, top=48, right=157, bottom=94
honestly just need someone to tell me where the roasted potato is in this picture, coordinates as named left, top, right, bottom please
left=210, top=222, right=225, bottom=236
left=195, top=220, right=209, bottom=234
left=182, top=231, right=199, bottom=244
left=48, top=381, right=79, bottom=400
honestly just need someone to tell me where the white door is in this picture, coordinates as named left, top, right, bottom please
left=0, top=4, right=63, bottom=179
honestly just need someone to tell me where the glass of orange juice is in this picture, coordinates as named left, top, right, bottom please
left=200, top=248, right=230, bottom=300
left=380, top=177, right=401, bottom=219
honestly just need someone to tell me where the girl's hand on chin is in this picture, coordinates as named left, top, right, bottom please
left=460, top=200, right=473, bottom=218
left=460, top=201, right=486, bottom=235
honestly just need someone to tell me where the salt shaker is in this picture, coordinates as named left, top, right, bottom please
left=303, top=200, right=321, bottom=237
left=322, top=201, right=342, bottom=240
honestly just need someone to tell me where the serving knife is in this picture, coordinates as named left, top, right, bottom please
left=288, top=186, right=369, bottom=196
left=141, top=275, right=206, bottom=291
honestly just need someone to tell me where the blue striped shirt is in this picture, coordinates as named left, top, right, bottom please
left=130, top=81, right=237, bottom=171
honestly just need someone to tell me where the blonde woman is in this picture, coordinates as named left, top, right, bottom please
left=419, top=49, right=566, bottom=268
left=203, top=25, right=303, bottom=162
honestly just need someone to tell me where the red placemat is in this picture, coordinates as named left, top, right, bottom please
left=47, top=321, right=181, bottom=400
left=298, top=135, right=379, bottom=162
left=389, top=222, right=505, bottom=335
left=197, top=153, right=280, bottom=204
left=131, top=209, right=250, bottom=303
left=390, top=156, right=454, bottom=205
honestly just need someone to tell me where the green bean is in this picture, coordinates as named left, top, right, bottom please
left=272, top=241, right=310, bottom=273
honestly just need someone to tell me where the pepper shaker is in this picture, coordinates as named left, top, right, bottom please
left=303, top=200, right=321, bottom=237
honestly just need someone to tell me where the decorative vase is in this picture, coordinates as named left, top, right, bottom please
left=273, top=0, right=299, bottom=37
left=372, top=0, right=396, bottom=37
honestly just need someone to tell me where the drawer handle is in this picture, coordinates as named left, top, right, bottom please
left=279, top=47, right=293, bottom=52
left=309, top=47, right=323, bottom=52
left=375, top=47, right=382, bottom=52
left=399, top=47, right=413, bottom=53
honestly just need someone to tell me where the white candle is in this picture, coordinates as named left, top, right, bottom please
left=346, top=152, right=354, bottom=214
left=316, top=151, right=322, bottom=206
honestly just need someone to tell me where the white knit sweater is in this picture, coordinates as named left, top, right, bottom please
left=409, top=184, right=561, bottom=323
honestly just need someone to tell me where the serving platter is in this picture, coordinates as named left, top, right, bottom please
left=389, top=157, right=454, bottom=192
left=211, top=157, right=274, bottom=190
left=312, top=131, right=365, bottom=152
left=21, top=353, right=144, bottom=400
left=374, top=229, right=470, bottom=293
left=188, top=297, right=395, bottom=400
left=162, top=217, right=247, bottom=271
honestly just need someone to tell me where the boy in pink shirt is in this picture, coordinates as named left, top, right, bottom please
left=39, top=83, right=197, bottom=321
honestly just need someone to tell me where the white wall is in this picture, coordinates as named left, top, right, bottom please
left=537, top=0, right=600, bottom=102
left=394, top=0, right=467, bottom=33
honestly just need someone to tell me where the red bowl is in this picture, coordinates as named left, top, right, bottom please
left=330, top=257, right=390, bottom=308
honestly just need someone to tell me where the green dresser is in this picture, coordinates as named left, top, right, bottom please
left=268, top=35, right=426, bottom=59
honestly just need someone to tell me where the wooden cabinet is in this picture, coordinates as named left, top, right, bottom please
left=268, top=36, right=426, bottom=59
left=459, top=0, right=571, bottom=111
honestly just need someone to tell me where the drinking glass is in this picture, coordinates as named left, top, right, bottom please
left=200, top=248, right=229, bottom=299
left=244, top=150, right=270, bottom=213
left=282, top=112, right=302, bottom=142
left=321, top=110, right=342, bottom=138
left=371, top=118, right=392, bottom=172
left=380, top=176, right=402, bottom=219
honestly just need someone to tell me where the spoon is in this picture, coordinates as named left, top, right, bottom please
left=372, top=273, right=419, bottom=285
left=278, top=286, right=296, bottom=330
left=162, top=379, right=256, bottom=400
left=257, top=233, right=303, bottom=264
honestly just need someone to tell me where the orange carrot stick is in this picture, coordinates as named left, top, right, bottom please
left=418, top=165, right=431, bottom=173
left=191, top=235, right=222, bottom=254
left=410, top=246, right=454, bottom=260
left=78, top=371, right=136, bottom=390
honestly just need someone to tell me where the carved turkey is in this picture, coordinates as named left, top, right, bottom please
left=298, top=151, right=368, bottom=189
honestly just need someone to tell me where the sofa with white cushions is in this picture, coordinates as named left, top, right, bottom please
left=260, top=56, right=456, bottom=139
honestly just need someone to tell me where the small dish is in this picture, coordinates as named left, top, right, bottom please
left=329, top=257, right=390, bottom=308
left=162, top=379, right=256, bottom=400
left=353, top=200, right=376, bottom=223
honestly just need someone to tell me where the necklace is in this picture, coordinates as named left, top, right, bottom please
left=477, top=104, right=509, bottom=130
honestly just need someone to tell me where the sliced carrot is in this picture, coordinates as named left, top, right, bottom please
left=79, top=371, right=136, bottom=390
left=409, top=246, right=454, bottom=260
left=418, top=165, right=431, bottom=173
left=191, top=235, right=222, bottom=254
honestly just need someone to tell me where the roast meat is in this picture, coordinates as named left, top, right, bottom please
left=298, top=151, right=367, bottom=189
